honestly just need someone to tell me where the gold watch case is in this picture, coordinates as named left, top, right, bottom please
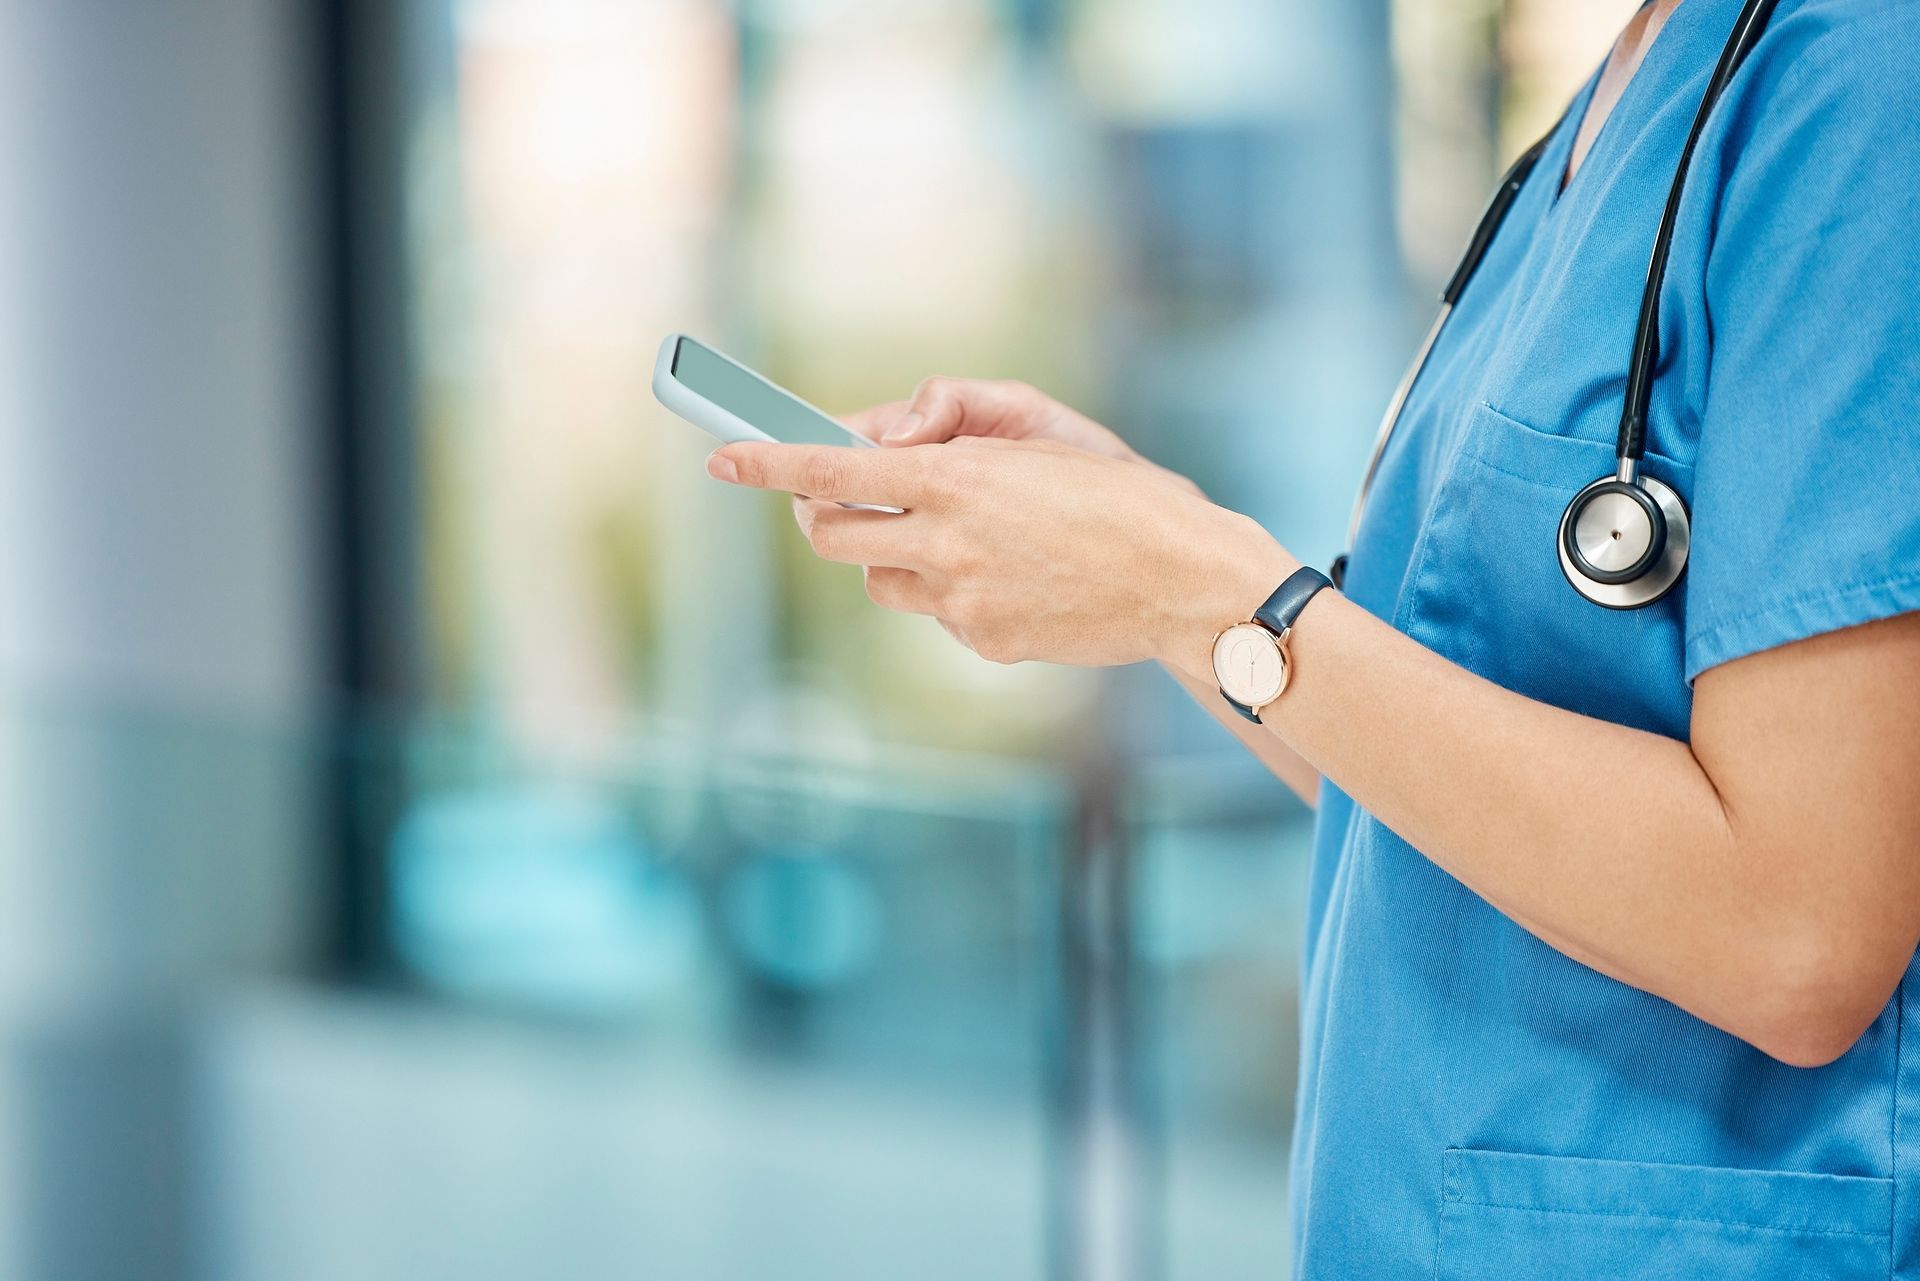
left=1210, top=620, right=1292, bottom=712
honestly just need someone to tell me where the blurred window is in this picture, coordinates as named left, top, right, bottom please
left=332, top=2, right=1629, bottom=1277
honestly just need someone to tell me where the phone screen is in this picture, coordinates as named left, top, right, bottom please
left=672, top=338, right=865, bottom=448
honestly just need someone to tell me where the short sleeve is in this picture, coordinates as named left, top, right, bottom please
left=1683, top=5, right=1920, bottom=682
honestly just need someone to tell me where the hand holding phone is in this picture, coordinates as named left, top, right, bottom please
left=652, top=334, right=903, bottom=512
left=652, top=333, right=878, bottom=449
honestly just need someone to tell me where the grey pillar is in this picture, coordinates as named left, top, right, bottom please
left=0, top=1, right=321, bottom=1276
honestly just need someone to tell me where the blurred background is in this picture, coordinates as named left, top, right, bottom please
left=0, top=1, right=1633, bottom=1278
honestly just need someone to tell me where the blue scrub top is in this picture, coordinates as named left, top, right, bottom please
left=1293, top=0, right=1920, bottom=1275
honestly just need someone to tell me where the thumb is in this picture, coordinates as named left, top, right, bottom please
left=838, top=399, right=911, bottom=443
left=880, top=378, right=963, bottom=446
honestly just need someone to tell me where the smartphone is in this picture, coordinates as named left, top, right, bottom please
left=652, top=333, right=876, bottom=450
left=653, top=333, right=902, bottom=512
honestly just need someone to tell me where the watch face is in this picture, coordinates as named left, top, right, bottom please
left=1212, top=623, right=1288, bottom=707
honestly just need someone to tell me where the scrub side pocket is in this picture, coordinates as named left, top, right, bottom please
left=1395, top=402, right=1695, bottom=740
left=1437, top=1147, right=1893, bottom=1281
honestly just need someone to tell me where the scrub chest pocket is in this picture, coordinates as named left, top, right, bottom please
left=1395, top=402, right=1695, bottom=740
left=1437, top=1148, right=1893, bottom=1280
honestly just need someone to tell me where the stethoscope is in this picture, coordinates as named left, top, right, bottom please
left=1330, top=0, right=1780, bottom=610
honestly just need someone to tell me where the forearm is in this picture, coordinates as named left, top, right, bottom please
left=1266, top=590, right=1735, bottom=994
left=1164, top=554, right=1851, bottom=1063
left=729, top=406, right=1916, bottom=1065
left=1163, top=663, right=1320, bottom=806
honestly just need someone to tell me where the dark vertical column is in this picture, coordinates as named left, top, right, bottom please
left=1052, top=748, right=1158, bottom=1281
left=312, top=0, right=430, bottom=982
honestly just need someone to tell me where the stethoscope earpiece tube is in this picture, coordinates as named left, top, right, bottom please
left=1334, top=136, right=1555, bottom=594
left=1335, top=0, right=1780, bottom=611
left=1441, top=137, right=1554, bottom=308
left=1615, top=0, right=1784, bottom=464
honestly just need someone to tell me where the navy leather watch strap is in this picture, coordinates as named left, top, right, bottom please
left=1253, top=565, right=1332, bottom=638
left=1225, top=695, right=1262, bottom=722
left=1218, top=565, right=1332, bottom=722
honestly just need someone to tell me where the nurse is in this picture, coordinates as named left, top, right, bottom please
left=707, top=0, right=1920, bottom=1273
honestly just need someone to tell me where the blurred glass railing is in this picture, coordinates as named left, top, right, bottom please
left=0, top=695, right=1308, bottom=1280
left=1129, top=756, right=1315, bottom=1280
left=365, top=720, right=1074, bottom=1094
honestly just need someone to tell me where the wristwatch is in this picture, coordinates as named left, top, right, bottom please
left=1212, top=566, right=1332, bottom=723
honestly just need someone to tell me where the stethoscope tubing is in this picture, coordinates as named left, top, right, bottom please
left=1335, top=0, right=1779, bottom=607
left=1342, top=304, right=1450, bottom=557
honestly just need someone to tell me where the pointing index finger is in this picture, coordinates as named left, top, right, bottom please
left=708, top=441, right=932, bottom=507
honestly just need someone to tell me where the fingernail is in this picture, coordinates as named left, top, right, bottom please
left=706, top=451, right=739, bottom=483
left=882, top=412, right=924, bottom=444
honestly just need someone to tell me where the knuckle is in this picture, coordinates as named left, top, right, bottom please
left=925, top=458, right=973, bottom=504
left=914, top=374, right=976, bottom=414
left=971, top=631, right=1017, bottom=665
left=800, top=455, right=842, bottom=497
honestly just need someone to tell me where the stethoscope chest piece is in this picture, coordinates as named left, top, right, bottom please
left=1557, top=469, right=1690, bottom=609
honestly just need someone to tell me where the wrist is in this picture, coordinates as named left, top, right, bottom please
left=1158, top=515, right=1300, bottom=683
